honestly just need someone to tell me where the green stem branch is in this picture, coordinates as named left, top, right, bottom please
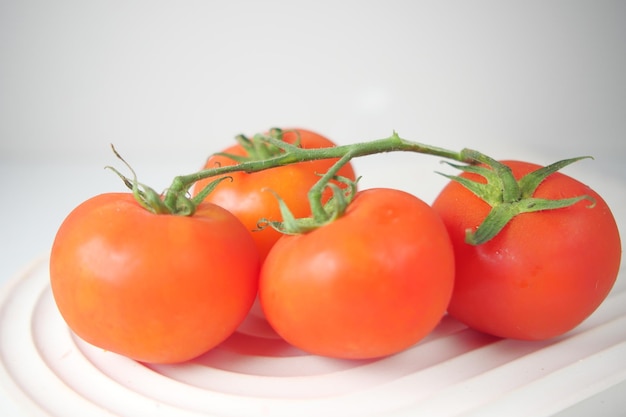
left=163, top=132, right=473, bottom=209
left=110, top=129, right=593, bottom=245
left=307, top=152, right=356, bottom=223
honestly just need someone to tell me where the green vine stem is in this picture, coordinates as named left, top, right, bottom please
left=166, top=131, right=470, bottom=210
left=259, top=154, right=361, bottom=235
left=110, top=129, right=594, bottom=245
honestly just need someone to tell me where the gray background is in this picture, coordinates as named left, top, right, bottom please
left=2, top=1, right=624, bottom=166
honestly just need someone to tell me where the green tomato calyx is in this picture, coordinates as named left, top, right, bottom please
left=214, top=128, right=303, bottom=163
left=106, top=144, right=228, bottom=216
left=259, top=150, right=360, bottom=235
left=438, top=151, right=596, bottom=245
left=259, top=174, right=358, bottom=235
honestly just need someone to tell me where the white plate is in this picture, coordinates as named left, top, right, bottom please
left=0, top=254, right=625, bottom=417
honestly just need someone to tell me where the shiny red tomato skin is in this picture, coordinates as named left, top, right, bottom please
left=192, top=128, right=356, bottom=261
left=50, top=193, right=260, bottom=363
left=432, top=160, right=622, bottom=340
left=259, top=188, right=455, bottom=359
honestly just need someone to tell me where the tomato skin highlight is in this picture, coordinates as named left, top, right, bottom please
left=50, top=193, right=260, bottom=364
left=432, top=160, right=622, bottom=340
left=192, top=128, right=356, bottom=261
left=259, top=188, right=455, bottom=359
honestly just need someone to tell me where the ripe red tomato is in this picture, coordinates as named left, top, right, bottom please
left=192, top=128, right=357, bottom=260
left=432, top=160, right=622, bottom=340
left=259, top=188, right=455, bottom=359
left=50, top=193, right=260, bottom=363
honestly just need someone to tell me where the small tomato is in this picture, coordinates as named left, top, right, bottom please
left=192, top=128, right=356, bottom=260
left=432, top=160, right=622, bottom=340
left=259, top=188, right=455, bottom=359
left=50, top=193, right=260, bottom=363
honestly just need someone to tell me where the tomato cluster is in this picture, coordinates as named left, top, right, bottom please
left=49, top=128, right=622, bottom=364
